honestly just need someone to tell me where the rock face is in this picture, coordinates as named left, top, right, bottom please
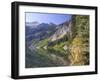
left=26, top=18, right=73, bottom=49
left=50, top=20, right=72, bottom=42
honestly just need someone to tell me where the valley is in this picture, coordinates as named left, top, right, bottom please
left=25, top=15, right=89, bottom=68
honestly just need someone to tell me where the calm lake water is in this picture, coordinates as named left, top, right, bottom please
left=25, top=47, right=71, bottom=68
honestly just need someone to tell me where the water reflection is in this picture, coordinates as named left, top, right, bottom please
left=25, top=47, right=70, bottom=68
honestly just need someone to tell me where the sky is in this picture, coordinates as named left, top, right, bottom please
left=25, top=12, right=72, bottom=25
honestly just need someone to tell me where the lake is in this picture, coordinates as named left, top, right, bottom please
left=25, top=47, right=71, bottom=68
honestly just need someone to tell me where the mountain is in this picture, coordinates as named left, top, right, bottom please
left=26, top=21, right=40, bottom=29
left=25, top=22, right=57, bottom=46
left=35, top=20, right=73, bottom=49
left=26, top=15, right=90, bottom=67
left=50, top=21, right=72, bottom=42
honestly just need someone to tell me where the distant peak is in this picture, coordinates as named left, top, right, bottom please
left=26, top=21, right=39, bottom=24
left=25, top=21, right=40, bottom=28
left=49, top=22, right=56, bottom=26
left=32, top=21, right=39, bottom=24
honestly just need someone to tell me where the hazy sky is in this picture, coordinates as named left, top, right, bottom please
left=25, top=12, right=72, bottom=25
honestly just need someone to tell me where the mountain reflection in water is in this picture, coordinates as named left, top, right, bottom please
left=25, top=47, right=70, bottom=68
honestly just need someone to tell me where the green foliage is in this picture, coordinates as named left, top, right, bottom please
left=69, top=15, right=89, bottom=66
left=74, top=15, right=89, bottom=38
left=36, top=38, right=49, bottom=48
